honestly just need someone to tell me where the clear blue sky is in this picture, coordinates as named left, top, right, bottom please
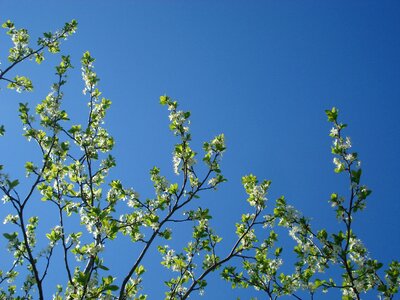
left=0, top=1, right=399, bottom=299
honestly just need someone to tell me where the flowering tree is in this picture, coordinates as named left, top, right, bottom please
left=0, top=20, right=399, bottom=300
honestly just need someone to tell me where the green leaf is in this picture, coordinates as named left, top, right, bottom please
left=351, top=168, right=362, bottom=184
left=3, top=232, right=16, bottom=240
left=2, top=20, right=14, bottom=29
left=325, top=107, right=338, bottom=122
left=8, top=179, right=19, bottom=189
left=7, top=76, right=33, bottom=92
left=275, top=247, right=283, bottom=256
left=98, top=264, right=110, bottom=271
left=314, top=279, right=326, bottom=289
left=160, top=95, right=169, bottom=105
left=104, top=285, right=119, bottom=291
left=168, top=183, right=178, bottom=194
left=76, top=272, right=89, bottom=284
left=136, top=265, right=145, bottom=276
left=25, top=161, right=35, bottom=174
left=35, top=52, right=44, bottom=64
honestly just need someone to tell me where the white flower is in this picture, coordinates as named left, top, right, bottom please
left=87, top=243, right=104, bottom=255
left=2, top=195, right=10, bottom=204
left=330, top=127, right=339, bottom=136
left=150, top=222, right=160, bottom=230
left=208, top=177, right=218, bottom=186
left=169, top=111, right=185, bottom=125
left=345, top=153, right=354, bottom=161
left=3, top=214, right=19, bottom=224
left=173, top=155, right=181, bottom=175
left=289, top=225, right=301, bottom=243
left=344, top=137, right=352, bottom=149
left=333, top=157, right=345, bottom=171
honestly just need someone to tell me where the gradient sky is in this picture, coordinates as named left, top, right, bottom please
left=0, top=1, right=399, bottom=299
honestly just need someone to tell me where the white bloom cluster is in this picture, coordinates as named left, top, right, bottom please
left=189, top=174, right=200, bottom=188
left=345, top=153, right=355, bottom=162
left=173, top=155, right=181, bottom=175
left=207, top=177, right=219, bottom=186
left=333, top=157, right=345, bottom=172
left=288, top=226, right=301, bottom=243
left=279, top=205, right=301, bottom=227
left=53, top=225, right=62, bottom=235
left=330, top=127, right=339, bottom=136
left=241, top=228, right=256, bottom=249
left=328, top=244, right=341, bottom=264
left=163, top=248, right=176, bottom=266
left=125, top=190, right=140, bottom=208
left=81, top=67, right=95, bottom=95
left=348, top=237, right=367, bottom=266
left=211, top=134, right=225, bottom=151
left=80, top=208, right=97, bottom=235
left=151, top=172, right=169, bottom=195
left=172, top=151, right=196, bottom=176
left=86, top=243, right=104, bottom=256
left=26, top=216, right=39, bottom=247
left=186, top=156, right=197, bottom=170
left=333, top=136, right=352, bottom=151
left=345, top=137, right=352, bottom=149
left=150, top=221, right=160, bottom=230
left=251, top=185, right=267, bottom=209
left=342, top=285, right=359, bottom=299
left=3, top=214, right=19, bottom=224
left=175, top=286, right=188, bottom=296
left=169, top=111, right=185, bottom=124
left=2, top=195, right=10, bottom=204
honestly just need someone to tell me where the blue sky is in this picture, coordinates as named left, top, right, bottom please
left=1, top=1, right=399, bottom=299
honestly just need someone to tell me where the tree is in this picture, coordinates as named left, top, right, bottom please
left=0, top=20, right=399, bottom=300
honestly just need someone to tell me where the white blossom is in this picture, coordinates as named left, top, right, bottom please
left=2, top=195, right=10, bottom=204
left=208, top=177, right=218, bottom=186
left=330, top=127, right=339, bottom=136
left=173, top=155, right=181, bottom=175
